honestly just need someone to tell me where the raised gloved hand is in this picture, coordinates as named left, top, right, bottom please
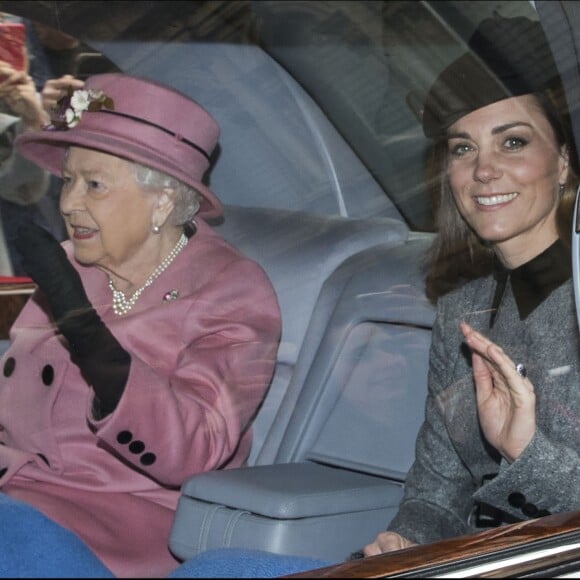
left=15, top=222, right=130, bottom=417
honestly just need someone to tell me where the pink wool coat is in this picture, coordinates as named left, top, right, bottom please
left=0, top=219, right=281, bottom=578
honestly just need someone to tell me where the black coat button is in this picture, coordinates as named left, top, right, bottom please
left=128, top=440, right=145, bottom=454
left=116, top=431, right=133, bottom=444
left=0, top=467, right=7, bottom=477
left=140, top=453, right=156, bottom=466
left=508, top=492, right=526, bottom=508
left=41, top=365, right=54, bottom=386
left=3, top=357, right=15, bottom=377
left=522, top=502, right=539, bottom=517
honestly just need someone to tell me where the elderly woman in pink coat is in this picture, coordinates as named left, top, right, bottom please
left=0, top=73, right=281, bottom=577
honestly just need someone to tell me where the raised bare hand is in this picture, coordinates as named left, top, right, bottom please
left=460, top=321, right=536, bottom=462
left=0, top=61, right=48, bottom=128
left=41, top=74, right=85, bottom=113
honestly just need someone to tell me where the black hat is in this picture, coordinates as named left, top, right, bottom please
left=422, top=15, right=561, bottom=139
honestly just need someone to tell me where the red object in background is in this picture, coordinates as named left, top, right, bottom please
left=0, top=276, right=33, bottom=284
left=0, top=22, right=26, bottom=72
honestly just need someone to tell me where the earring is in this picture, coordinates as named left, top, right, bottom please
left=152, top=224, right=160, bottom=234
left=559, top=183, right=565, bottom=195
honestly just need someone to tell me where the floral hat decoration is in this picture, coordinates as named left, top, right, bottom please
left=15, top=73, right=223, bottom=219
left=47, top=86, right=115, bottom=130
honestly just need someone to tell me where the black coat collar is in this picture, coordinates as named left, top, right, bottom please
left=490, top=239, right=571, bottom=327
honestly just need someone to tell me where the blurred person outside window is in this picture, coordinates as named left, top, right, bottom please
left=0, top=13, right=73, bottom=275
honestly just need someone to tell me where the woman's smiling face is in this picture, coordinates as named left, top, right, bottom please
left=446, top=94, right=569, bottom=267
left=59, top=146, right=158, bottom=275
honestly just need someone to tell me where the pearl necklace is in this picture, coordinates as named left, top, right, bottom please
left=108, top=233, right=188, bottom=316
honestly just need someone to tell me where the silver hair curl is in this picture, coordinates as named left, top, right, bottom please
left=132, top=162, right=201, bottom=225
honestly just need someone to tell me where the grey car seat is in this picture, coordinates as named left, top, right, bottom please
left=210, top=204, right=410, bottom=464
left=169, top=234, right=436, bottom=563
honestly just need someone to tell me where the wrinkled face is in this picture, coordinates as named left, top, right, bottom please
left=60, top=147, right=158, bottom=274
left=446, top=95, right=569, bottom=266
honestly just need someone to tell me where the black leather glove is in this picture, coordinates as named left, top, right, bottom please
left=15, top=222, right=131, bottom=417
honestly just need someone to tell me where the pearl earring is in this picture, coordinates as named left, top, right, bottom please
left=152, top=224, right=160, bottom=234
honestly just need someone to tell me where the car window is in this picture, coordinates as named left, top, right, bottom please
left=0, top=1, right=578, bottom=577
left=0, top=0, right=539, bottom=234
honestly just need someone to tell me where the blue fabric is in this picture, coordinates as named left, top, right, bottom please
left=0, top=494, right=114, bottom=578
left=168, top=548, right=332, bottom=578
left=0, top=494, right=332, bottom=578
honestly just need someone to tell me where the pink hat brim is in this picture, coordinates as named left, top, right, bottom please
left=16, top=126, right=223, bottom=220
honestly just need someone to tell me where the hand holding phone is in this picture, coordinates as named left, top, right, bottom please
left=0, top=22, right=48, bottom=127
left=41, top=74, right=85, bottom=113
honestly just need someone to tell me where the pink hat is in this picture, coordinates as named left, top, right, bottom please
left=15, top=73, right=223, bottom=219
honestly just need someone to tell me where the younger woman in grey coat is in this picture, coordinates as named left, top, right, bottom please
left=365, top=14, right=580, bottom=554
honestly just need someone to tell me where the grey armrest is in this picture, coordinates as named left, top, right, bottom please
left=169, top=462, right=403, bottom=562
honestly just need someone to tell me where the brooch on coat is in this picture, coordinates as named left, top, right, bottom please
left=163, top=289, right=180, bottom=302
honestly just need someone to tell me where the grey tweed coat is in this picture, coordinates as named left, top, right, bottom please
left=388, top=255, right=580, bottom=545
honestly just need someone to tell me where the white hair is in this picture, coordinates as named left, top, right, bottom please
left=132, top=162, right=201, bottom=225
